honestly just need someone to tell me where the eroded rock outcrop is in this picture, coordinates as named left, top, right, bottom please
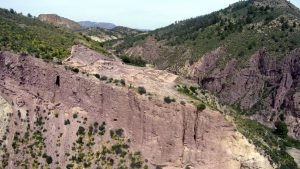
left=189, top=48, right=300, bottom=139
left=0, top=52, right=273, bottom=168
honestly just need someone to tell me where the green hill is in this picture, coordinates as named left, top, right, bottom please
left=118, top=0, right=300, bottom=71
left=115, top=2, right=300, bottom=168
left=0, top=8, right=106, bottom=60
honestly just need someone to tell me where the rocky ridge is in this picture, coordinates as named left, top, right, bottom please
left=38, top=14, right=81, bottom=29
left=187, top=47, right=300, bottom=139
left=0, top=51, right=273, bottom=169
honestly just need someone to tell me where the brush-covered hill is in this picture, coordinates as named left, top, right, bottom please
left=119, top=0, right=300, bottom=70
left=116, top=0, right=300, bottom=140
left=0, top=8, right=106, bottom=60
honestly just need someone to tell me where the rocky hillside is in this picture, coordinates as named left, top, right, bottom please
left=1, top=2, right=300, bottom=169
left=38, top=14, right=81, bottom=30
left=117, top=0, right=300, bottom=140
left=0, top=50, right=278, bottom=169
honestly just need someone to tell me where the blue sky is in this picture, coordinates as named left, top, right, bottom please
left=0, top=0, right=299, bottom=30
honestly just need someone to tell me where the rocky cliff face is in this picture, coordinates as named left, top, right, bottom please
left=38, top=14, right=81, bottom=29
left=0, top=52, right=273, bottom=169
left=189, top=48, right=300, bottom=139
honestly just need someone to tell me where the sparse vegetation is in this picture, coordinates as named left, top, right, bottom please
left=235, top=116, right=298, bottom=169
left=77, top=126, right=86, bottom=136
left=67, top=124, right=147, bottom=169
left=110, top=129, right=124, bottom=140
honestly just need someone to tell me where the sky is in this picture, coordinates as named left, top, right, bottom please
left=0, top=0, right=300, bottom=30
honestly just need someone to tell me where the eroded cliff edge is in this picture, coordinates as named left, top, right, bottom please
left=188, top=48, right=300, bottom=139
left=0, top=52, right=272, bottom=168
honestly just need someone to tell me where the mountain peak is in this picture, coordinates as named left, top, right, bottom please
left=78, top=21, right=116, bottom=29
left=252, top=0, right=296, bottom=8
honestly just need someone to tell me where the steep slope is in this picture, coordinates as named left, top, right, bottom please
left=79, top=21, right=116, bottom=29
left=117, top=0, right=300, bottom=139
left=0, top=8, right=106, bottom=60
left=38, top=14, right=81, bottom=30
left=0, top=50, right=274, bottom=169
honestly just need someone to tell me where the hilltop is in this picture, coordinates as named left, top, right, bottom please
left=38, top=14, right=81, bottom=30
left=0, top=8, right=106, bottom=60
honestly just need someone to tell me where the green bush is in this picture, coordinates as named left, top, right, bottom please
left=164, top=96, right=176, bottom=104
left=64, top=119, right=70, bottom=125
left=71, top=67, right=79, bottom=73
left=189, top=86, right=198, bottom=94
left=138, top=87, right=146, bottom=95
left=100, top=76, right=108, bottom=81
left=274, top=121, right=288, bottom=138
left=46, top=156, right=53, bottom=164
left=115, top=129, right=124, bottom=137
left=196, top=103, right=206, bottom=111
left=76, top=126, right=85, bottom=136
left=130, top=153, right=143, bottom=169
left=110, top=129, right=124, bottom=140
left=121, top=55, right=147, bottom=67
left=120, top=79, right=126, bottom=86
left=98, top=122, right=106, bottom=135
left=43, top=154, right=53, bottom=164
left=94, top=74, right=100, bottom=79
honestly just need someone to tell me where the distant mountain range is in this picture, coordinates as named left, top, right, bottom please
left=78, top=21, right=117, bottom=29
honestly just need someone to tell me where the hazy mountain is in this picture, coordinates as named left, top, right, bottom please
left=78, top=21, right=116, bottom=29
